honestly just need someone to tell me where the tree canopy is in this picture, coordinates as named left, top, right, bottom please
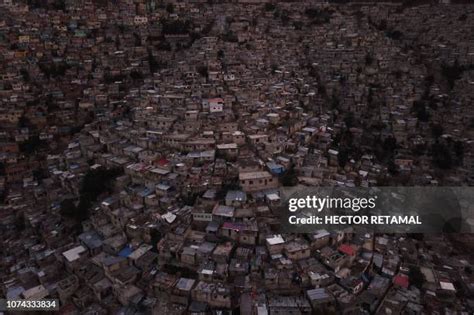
left=61, top=168, right=123, bottom=222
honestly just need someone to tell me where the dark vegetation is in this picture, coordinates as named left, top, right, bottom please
left=38, top=62, right=71, bottom=79
left=441, top=59, right=474, bottom=91
left=280, top=164, right=298, bottom=186
left=61, top=168, right=123, bottom=222
left=408, top=265, right=425, bottom=289
left=19, top=136, right=48, bottom=155
left=161, top=19, right=192, bottom=35
left=27, top=0, right=66, bottom=11
left=304, top=7, right=333, bottom=25
left=265, top=3, right=276, bottom=12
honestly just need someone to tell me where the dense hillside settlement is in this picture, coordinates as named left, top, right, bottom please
left=1, top=1, right=474, bottom=314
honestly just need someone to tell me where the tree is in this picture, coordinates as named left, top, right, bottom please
left=61, top=168, right=123, bottom=222
left=161, top=19, right=191, bottom=35
left=378, top=19, right=388, bottom=31
left=431, top=124, right=443, bottom=139
left=20, top=69, right=30, bottom=82
left=33, top=169, right=46, bottom=183
left=81, top=168, right=122, bottom=196
left=271, top=64, right=278, bottom=74
left=265, top=3, right=276, bottom=11
left=453, top=141, right=464, bottom=160
left=317, top=83, right=327, bottom=98
left=365, top=53, right=374, bottom=66
left=197, top=66, right=208, bottom=78
left=304, top=7, right=333, bottom=25
left=367, top=87, right=374, bottom=107
left=221, top=30, right=238, bottom=43
left=182, top=192, right=199, bottom=206
left=408, top=266, right=425, bottom=289
left=150, top=228, right=162, bottom=252
left=280, top=164, right=298, bottom=186
left=38, top=62, right=70, bottom=78
left=344, top=112, right=355, bottom=128
left=331, top=94, right=340, bottom=109
left=280, top=10, right=290, bottom=26
left=19, top=136, right=47, bottom=155
left=28, top=0, right=66, bottom=10
left=441, top=59, right=464, bottom=91
left=156, top=40, right=171, bottom=51
left=52, top=0, right=66, bottom=11
left=166, top=3, right=175, bottom=14
left=130, top=70, right=143, bottom=80
left=412, top=143, right=426, bottom=156
left=385, top=29, right=403, bottom=40
left=18, top=115, right=32, bottom=128
left=338, top=148, right=349, bottom=168
left=432, top=142, right=452, bottom=169
left=387, top=159, right=399, bottom=175
left=148, top=48, right=159, bottom=73
left=60, top=198, right=78, bottom=218
left=14, top=212, right=25, bottom=231
left=412, top=100, right=429, bottom=122
left=133, top=33, right=141, bottom=47
left=217, top=49, right=225, bottom=59
left=383, top=136, right=397, bottom=153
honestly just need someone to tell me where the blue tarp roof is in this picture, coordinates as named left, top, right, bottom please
left=119, top=245, right=132, bottom=257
